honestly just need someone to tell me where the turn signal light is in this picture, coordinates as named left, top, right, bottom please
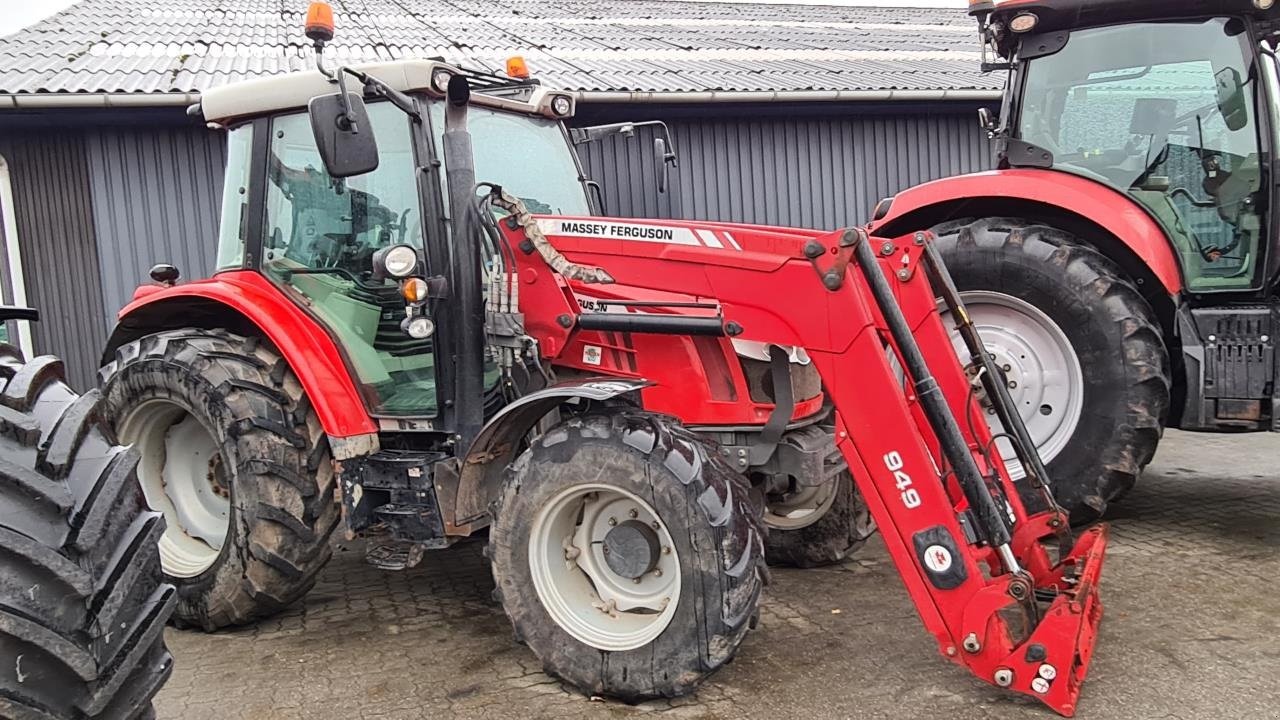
left=305, top=2, right=335, bottom=42
left=506, top=56, right=530, bottom=79
left=401, top=277, right=430, bottom=304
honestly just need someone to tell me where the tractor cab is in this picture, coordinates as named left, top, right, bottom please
left=972, top=0, right=1280, bottom=294
left=199, top=57, right=670, bottom=425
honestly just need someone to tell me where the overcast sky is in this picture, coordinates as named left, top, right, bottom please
left=0, top=0, right=962, bottom=38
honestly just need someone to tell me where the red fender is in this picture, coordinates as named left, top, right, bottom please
left=869, top=169, right=1184, bottom=295
left=115, top=271, right=377, bottom=439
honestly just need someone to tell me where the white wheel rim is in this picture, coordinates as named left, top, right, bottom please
left=949, top=291, right=1085, bottom=478
left=528, top=484, right=681, bottom=651
left=764, top=475, right=839, bottom=531
left=118, top=400, right=228, bottom=578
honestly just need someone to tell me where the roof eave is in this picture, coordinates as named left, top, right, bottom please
left=0, top=88, right=1001, bottom=110
left=0, top=92, right=199, bottom=109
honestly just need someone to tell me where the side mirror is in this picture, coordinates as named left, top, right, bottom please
left=654, top=137, right=677, bottom=195
left=309, top=92, right=379, bottom=178
left=1214, top=67, right=1249, bottom=132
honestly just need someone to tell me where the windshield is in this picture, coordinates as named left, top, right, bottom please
left=429, top=103, right=591, bottom=215
left=1017, top=19, right=1266, bottom=292
left=261, top=101, right=438, bottom=417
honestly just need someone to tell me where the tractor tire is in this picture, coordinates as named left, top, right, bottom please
left=489, top=410, right=765, bottom=701
left=0, top=346, right=175, bottom=719
left=764, top=470, right=876, bottom=568
left=933, top=217, right=1171, bottom=522
left=100, top=329, right=338, bottom=630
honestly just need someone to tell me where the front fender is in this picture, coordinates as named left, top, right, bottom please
left=108, top=271, right=378, bottom=444
left=449, top=377, right=653, bottom=530
left=871, top=169, right=1184, bottom=295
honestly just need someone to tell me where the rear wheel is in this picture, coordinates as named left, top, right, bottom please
left=764, top=470, right=875, bottom=568
left=489, top=410, right=765, bottom=701
left=933, top=217, right=1171, bottom=521
left=0, top=348, right=175, bottom=718
left=100, top=329, right=338, bottom=630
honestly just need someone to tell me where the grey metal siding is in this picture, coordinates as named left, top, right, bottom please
left=575, top=109, right=992, bottom=228
left=0, top=134, right=107, bottom=391
left=85, top=125, right=227, bottom=330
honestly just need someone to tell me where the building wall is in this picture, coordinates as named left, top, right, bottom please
left=0, top=102, right=991, bottom=387
left=574, top=105, right=992, bottom=228
left=85, top=125, right=228, bottom=331
left=0, top=133, right=108, bottom=390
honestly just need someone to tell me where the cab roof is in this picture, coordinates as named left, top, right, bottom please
left=981, top=0, right=1280, bottom=34
left=198, top=58, right=575, bottom=125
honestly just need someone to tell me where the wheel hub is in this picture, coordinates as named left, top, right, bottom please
left=950, top=291, right=1084, bottom=477
left=602, top=520, right=661, bottom=579
left=119, top=400, right=228, bottom=578
left=529, top=484, right=681, bottom=651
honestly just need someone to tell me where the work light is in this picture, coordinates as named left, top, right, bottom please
left=374, top=244, right=419, bottom=279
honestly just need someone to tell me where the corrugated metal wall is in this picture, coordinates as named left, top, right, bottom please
left=574, top=108, right=992, bottom=228
left=0, top=134, right=107, bottom=390
left=0, top=103, right=990, bottom=387
left=85, top=126, right=227, bottom=330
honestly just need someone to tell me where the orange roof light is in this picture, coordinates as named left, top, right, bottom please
left=305, top=2, right=335, bottom=43
left=506, top=56, right=530, bottom=79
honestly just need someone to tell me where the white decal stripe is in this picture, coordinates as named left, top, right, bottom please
left=722, top=232, right=742, bottom=250
left=695, top=229, right=723, bottom=248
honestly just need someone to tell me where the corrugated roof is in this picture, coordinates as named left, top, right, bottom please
left=0, top=1, right=1000, bottom=101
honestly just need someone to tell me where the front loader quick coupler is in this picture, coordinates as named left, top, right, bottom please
left=958, top=524, right=1108, bottom=717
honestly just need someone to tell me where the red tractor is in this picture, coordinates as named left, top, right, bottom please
left=873, top=0, right=1280, bottom=521
left=98, top=4, right=1107, bottom=714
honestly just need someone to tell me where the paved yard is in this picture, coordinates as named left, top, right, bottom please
left=155, top=430, right=1279, bottom=719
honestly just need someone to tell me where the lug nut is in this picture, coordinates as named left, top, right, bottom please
left=994, top=668, right=1014, bottom=687
left=632, top=577, right=642, bottom=584
left=1008, top=380, right=1017, bottom=389
left=653, top=568, right=663, bottom=577
left=652, top=521, right=661, bottom=530
left=628, top=509, right=639, bottom=519
left=662, top=546, right=672, bottom=555
left=608, top=517, right=617, bottom=526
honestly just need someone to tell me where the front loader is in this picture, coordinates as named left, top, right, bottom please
left=98, top=3, right=1109, bottom=713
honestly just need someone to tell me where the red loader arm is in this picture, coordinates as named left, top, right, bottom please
left=504, top=216, right=1108, bottom=717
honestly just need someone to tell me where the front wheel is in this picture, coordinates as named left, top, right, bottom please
left=489, top=410, right=765, bottom=701
left=933, top=218, right=1171, bottom=521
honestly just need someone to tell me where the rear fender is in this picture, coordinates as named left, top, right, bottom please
left=449, top=377, right=653, bottom=532
left=870, top=169, right=1184, bottom=296
left=104, top=271, right=378, bottom=455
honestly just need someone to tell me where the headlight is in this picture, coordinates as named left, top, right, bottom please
left=402, top=315, right=435, bottom=339
left=550, top=94, right=573, bottom=117
left=1009, top=12, right=1038, bottom=33
left=376, top=244, right=419, bottom=278
left=400, top=277, right=430, bottom=303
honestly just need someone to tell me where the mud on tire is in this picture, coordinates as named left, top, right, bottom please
left=0, top=347, right=176, bottom=719
left=765, top=471, right=876, bottom=568
left=933, top=217, right=1171, bottom=521
left=488, top=410, right=766, bottom=701
left=100, top=329, right=338, bottom=630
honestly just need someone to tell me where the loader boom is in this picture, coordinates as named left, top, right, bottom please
left=496, top=214, right=1109, bottom=716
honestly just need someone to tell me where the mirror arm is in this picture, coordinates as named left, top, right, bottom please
left=333, top=68, right=359, bottom=134
left=360, top=74, right=422, bottom=122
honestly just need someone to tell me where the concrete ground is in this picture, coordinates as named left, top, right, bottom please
left=155, top=430, right=1279, bottom=719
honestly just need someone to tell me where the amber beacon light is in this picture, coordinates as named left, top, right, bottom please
left=305, top=1, right=335, bottom=42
